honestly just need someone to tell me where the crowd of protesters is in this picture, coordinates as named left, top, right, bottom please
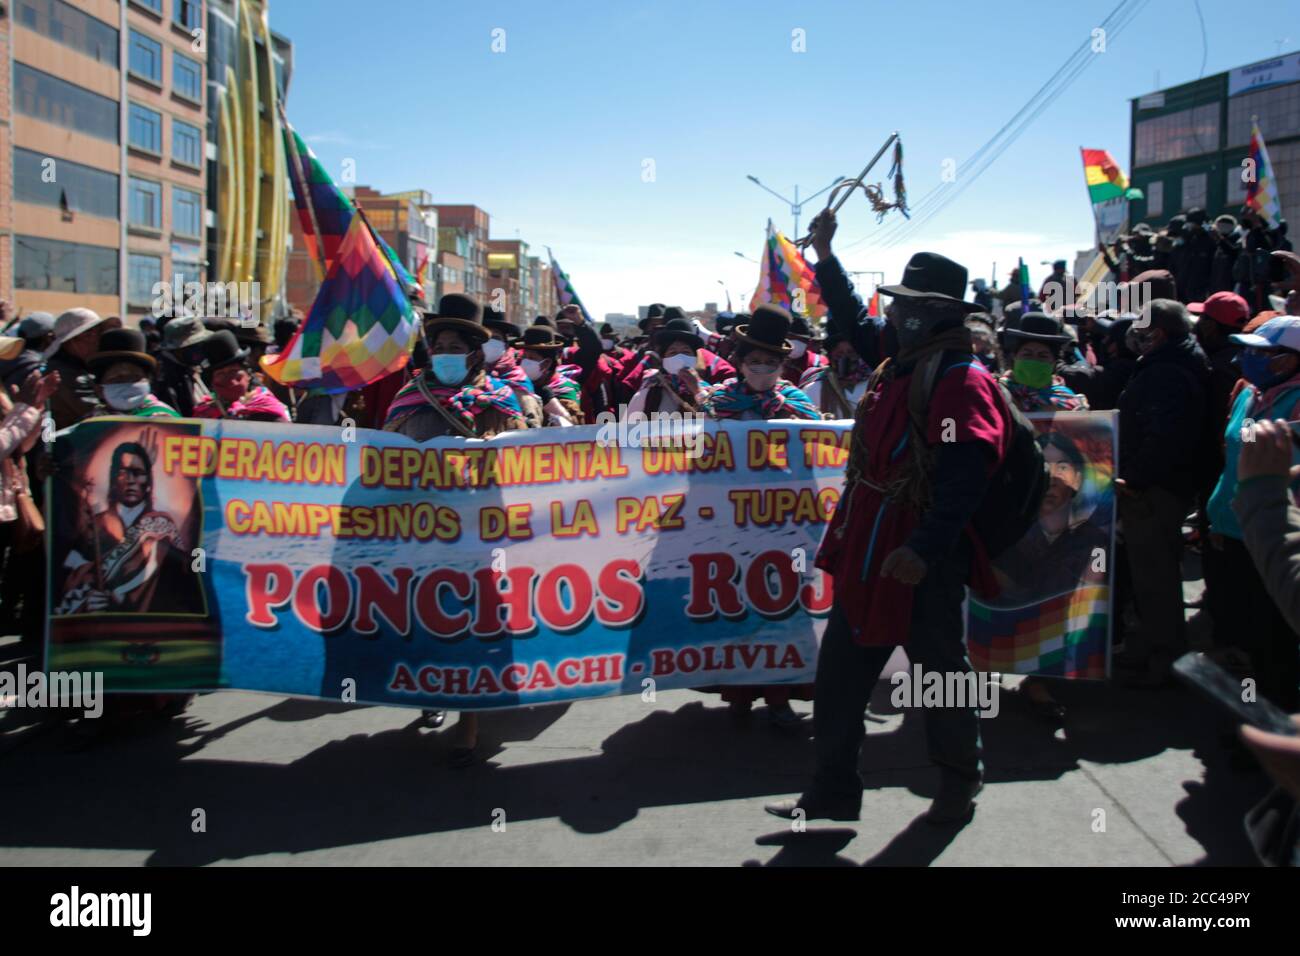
left=2, top=201, right=1300, bottom=856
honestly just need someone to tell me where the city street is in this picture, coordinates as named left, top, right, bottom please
left=0, top=657, right=1267, bottom=867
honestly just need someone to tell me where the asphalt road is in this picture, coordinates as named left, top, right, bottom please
left=0, top=666, right=1269, bottom=866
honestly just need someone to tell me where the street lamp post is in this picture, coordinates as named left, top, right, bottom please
left=744, top=174, right=845, bottom=239
left=716, top=278, right=733, bottom=312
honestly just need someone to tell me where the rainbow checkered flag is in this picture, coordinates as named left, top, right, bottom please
left=1246, top=121, right=1283, bottom=228
left=547, top=249, right=594, bottom=325
left=261, top=212, right=419, bottom=393
left=283, top=116, right=418, bottom=292
left=967, top=586, right=1110, bottom=680
left=748, top=220, right=827, bottom=319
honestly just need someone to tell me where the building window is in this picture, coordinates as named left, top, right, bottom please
left=1226, top=167, right=1248, bottom=207
left=1180, top=172, right=1208, bottom=212
left=16, top=0, right=119, bottom=66
left=173, top=188, right=203, bottom=237
left=171, top=242, right=203, bottom=287
left=14, top=149, right=118, bottom=219
left=128, top=254, right=163, bottom=306
left=173, top=51, right=203, bottom=102
left=1146, top=180, right=1164, bottom=218
left=132, top=0, right=162, bottom=14
left=1227, top=82, right=1300, bottom=147
left=1134, top=104, right=1220, bottom=167
left=128, top=178, right=162, bottom=230
left=128, top=102, right=162, bottom=153
left=128, top=29, right=162, bottom=84
left=15, top=64, right=118, bottom=142
left=15, top=235, right=118, bottom=295
left=173, top=120, right=202, bottom=168
left=174, top=0, right=201, bottom=31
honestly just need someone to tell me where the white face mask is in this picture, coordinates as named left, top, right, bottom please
left=521, top=358, right=546, bottom=381
left=789, top=340, right=808, bottom=359
left=743, top=363, right=780, bottom=392
left=601, top=338, right=615, bottom=351
left=482, top=339, right=507, bottom=364
left=103, top=381, right=151, bottom=411
left=662, top=353, right=695, bottom=375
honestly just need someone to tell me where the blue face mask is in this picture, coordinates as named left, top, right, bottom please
left=430, top=354, right=469, bottom=386
left=1240, top=351, right=1290, bottom=390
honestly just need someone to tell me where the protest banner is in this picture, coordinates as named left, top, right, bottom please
left=46, top=417, right=849, bottom=709
left=47, top=411, right=1116, bottom=708
left=966, top=410, right=1118, bottom=680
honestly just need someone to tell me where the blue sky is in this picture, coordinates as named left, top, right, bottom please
left=274, top=0, right=1294, bottom=317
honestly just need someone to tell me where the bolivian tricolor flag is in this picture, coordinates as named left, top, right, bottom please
left=1081, top=148, right=1129, bottom=203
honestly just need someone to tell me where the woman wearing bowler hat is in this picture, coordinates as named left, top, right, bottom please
left=999, top=313, right=1089, bottom=413
left=626, top=316, right=727, bottom=416
left=88, top=329, right=179, bottom=418
left=193, top=330, right=291, bottom=422
left=699, top=303, right=818, bottom=729
left=517, top=324, right=584, bottom=426
left=383, top=294, right=528, bottom=442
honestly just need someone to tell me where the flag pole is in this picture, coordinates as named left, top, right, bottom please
left=279, top=105, right=328, bottom=283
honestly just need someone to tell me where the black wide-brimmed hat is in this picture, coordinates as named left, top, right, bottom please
left=424, top=293, right=487, bottom=344
left=733, top=304, right=792, bottom=355
left=1003, top=312, right=1071, bottom=348
left=878, top=252, right=982, bottom=313
left=788, top=315, right=815, bottom=340
left=202, top=329, right=250, bottom=372
left=639, top=303, right=668, bottom=331
left=483, top=305, right=521, bottom=342
left=653, top=317, right=703, bottom=351
left=519, top=325, right=567, bottom=353
left=89, top=328, right=156, bottom=376
left=599, top=322, right=615, bottom=336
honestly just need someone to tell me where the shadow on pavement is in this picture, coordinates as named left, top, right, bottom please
left=0, top=676, right=1267, bottom=866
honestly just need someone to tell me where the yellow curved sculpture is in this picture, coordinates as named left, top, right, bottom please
left=214, top=0, right=288, bottom=305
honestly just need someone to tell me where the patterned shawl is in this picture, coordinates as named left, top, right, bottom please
left=998, top=371, right=1088, bottom=412
left=194, top=386, right=290, bottom=422
left=488, top=348, right=536, bottom=400
left=385, top=371, right=525, bottom=429
left=121, top=396, right=180, bottom=418
left=549, top=365, right=585, bottom=406
left=703, top=377, right=819, bottom=420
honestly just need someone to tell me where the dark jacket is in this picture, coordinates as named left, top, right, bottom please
left=1088, top=357, right=1139, bottom=411
left=813, top=255, right=891, bottom=369
left=1210, top=232, right=1241, bottom=294
left=0, top=347, right=42, bottom=392
left=1178, top=229, right=1216, bottom=304
left=1118, top=336, right=1211, bottom=495
left=47, top=350, right=97, bottom=430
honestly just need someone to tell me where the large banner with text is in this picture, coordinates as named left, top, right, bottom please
left=46, top=411, right=1115, bottom=709
left=46, top=417, right=847, bottom=709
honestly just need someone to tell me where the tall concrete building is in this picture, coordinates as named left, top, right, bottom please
left=7, top=0, right=208, bottom=322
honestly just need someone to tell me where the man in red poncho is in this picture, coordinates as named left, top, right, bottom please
left=767, top=213, right=1012, bottom=826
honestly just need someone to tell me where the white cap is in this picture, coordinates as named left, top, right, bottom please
left=1230, top=316, right=1300, bottom=351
